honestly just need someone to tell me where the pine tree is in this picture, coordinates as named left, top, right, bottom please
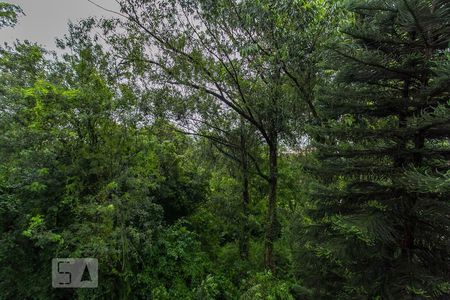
left=306, top=0, right=450, bottom=298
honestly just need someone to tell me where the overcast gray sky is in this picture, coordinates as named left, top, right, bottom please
left=0, top=0, right=119, bottom=50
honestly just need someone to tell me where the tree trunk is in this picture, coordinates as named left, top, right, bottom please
left=239, top=131, right=250, bottom=260
left=398, top=79, right=417, bottom=295
left=264, top=139, right=278, bottom=271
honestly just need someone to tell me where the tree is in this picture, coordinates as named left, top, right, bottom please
left=0, top=2, right=22, bottom=28
left=196, top=114, right=262, bottom=260
left=306, top=0, right=450, bottom=298
left=0, top=22, right=210, bottom=298
left=103, top=0, right=337, bottom=270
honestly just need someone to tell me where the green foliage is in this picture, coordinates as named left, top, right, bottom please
left=0, top=38, right=210, bottom=299
left=240, top=271, right=295, bottom=300
left=302, top=0, right=450, bottom=298
left=1, top=0, right=448, bottom=299
left=0, top=2, right=22, bottom=28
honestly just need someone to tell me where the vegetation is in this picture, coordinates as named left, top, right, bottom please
left=0, top=0, right=448, bottom=299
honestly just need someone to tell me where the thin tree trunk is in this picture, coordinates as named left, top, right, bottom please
left=398, top=79, right=417, bottom=298
left=239, top=130, right=250, bottom=260
left=265, top=139, right=278, bottom=271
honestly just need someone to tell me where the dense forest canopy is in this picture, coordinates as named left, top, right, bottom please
left=0, top=0, right=449, bottom=299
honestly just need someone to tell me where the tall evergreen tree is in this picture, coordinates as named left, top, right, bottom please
left=305, top=0, right=450, bottom=298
